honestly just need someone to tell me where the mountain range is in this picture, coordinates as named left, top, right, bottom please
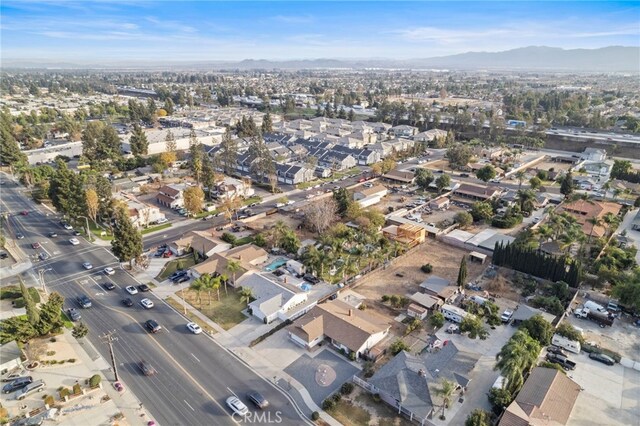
left=3, top=46, right=638, bottom=72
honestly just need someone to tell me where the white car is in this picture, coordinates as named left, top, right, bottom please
left=82, top=262, right=93, bottom=270
left=226, top=396, right=249, bottom=416
left=156, top=217, right=168, bottom=224
left=104, top=267, right=115, bottom=276
left=63, top=224, right=73, bottom=230
left=186, top=322, right=202, bottom=334
left=69, top=238, right=80, bottom=246
left=140, top=298, right=154, bottom=309
left=125, top=286, right=138, bottom=295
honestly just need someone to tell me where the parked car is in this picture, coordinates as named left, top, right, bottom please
left=546, top=345, right=567, bottom=357
left=3, top=377, right=33, bottom=394
left=302, top=274, right=320, bottom=284
left=82, top=262, right=93, bottom=270
left=246, top=391, right=269, bottom=409
left=38, top=252, right=49, bottom=261
left=69, top=238, right=80, bottom=246
left=62, top=223, right=73, bottom=230
left=168, top=270, right=187, bottom=281
left=589, top=352, right=615, bottom=366
left=47, top=232, right=58, bottom=238
left=16, top=380, right=45, bottom=400
left=226, top=396, right=249, bottom=416
left=15, top=233, right=24, bottom=240
left=66, top=308, right=81, bottom=321
left=2, top=370, right=27, bottom=383
left=31, top=242, right=41, bottom=249
left=139, top=360, right=157, bottom=376
left=20, top=210, right=28, bottom=216
left=140, top=298, right=154, bottom=309
left=186, top=322, right=202, bottom=334
left=500, top=310, right=513, bottom=323
left=145, top=319, right=161, bottom=333
left=173, top=275, right=190, bottom=284
left=137, top=284, right=151, bottom=292
left=125, top=286, right=138, bottom=295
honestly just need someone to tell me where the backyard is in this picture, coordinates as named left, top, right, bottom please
left=174, top=286, right=248, bottom=330
left=325, top=387, right=414, bottom=426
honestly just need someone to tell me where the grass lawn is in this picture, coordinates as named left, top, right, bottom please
left=233, top=236, right=254, bottom=247
left=141, top=223, right=172, bottom=235
left=88, top=222, right=113, bottom=241
left=164, top=297, right=217, bottom=334
left=175, top=286, right=248, bottom=330
left=355, top=391, right=414, bottom=426
left=156, top=256, right=197, bottom=281
left=60, top=312, right=74, bottom=329
left=327, top=399, right=371, bottom=426
left=243, top=196, right=263, bottom=206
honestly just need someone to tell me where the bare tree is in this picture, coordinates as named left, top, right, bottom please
left=303, top=197, right=338, bottom=234
left=85, top=189, right=99, bottom=223
left=268, top=173, right=278, bottom=193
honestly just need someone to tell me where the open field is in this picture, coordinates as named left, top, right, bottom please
left=174, top=286, right=248, bottom=330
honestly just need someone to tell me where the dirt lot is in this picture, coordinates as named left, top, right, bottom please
left=423, top=159, right=453, bottom=172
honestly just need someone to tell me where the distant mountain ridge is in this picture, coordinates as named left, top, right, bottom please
left=3, top=46, right=638, bottom=72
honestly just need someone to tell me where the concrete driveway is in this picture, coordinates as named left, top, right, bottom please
left=254, top=328, right=306, bottom=370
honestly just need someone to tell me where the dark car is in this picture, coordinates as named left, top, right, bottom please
left=15, top=233, right=24, bottom=240
left=73, top=230, right=82, bottom=236
left=122, top=298, right=134, bottom=307
left=547, top=345, right=567, bottom=357
left=139, top=360, right=157, bottom=376
left=137, top=284, right=151, bottom=292
left=246, top=391, right=269, bottom=409
left=168, top=270, right=187, bottom=281
left=76, top=295, right=92, bottom=308
left=66, top=308, right=81, bottom=321
left=48, top=232, right=58, bottom=238
left=38, top=252, right=49, bottom=261
left=145, top=319, right=161, bottom=333
left=103, top=282, right=116, bottom=291
left=0, top=252, right=7, bottom=260
left=303, top=274, right=320, bottom=284
left=589, top=352, right=615, bottom=366
left=173, top=275, right=190, bottom=284
left=3, top=376, right=33, bottom=394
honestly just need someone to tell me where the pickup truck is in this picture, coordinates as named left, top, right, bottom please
left=546, top=353, right=577, bottom=370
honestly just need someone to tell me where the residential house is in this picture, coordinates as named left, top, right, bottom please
left=366, top=342, right=480, bottom=425
left=190, top=244, right=267, bottom=280
left=389, top=125, right=418, bottom=138
left=317, top=151, right=356, bottom=171
left=581, top=147, right=607, bottom=162
left=453, top=183, right=501, bottom=201
left=382, top=223, right=426, bottom=248
left=170, top=230, right=231, bottom=257
left=407, top=292, right=442, bottom=319
left=428, top=196, right=450, bottom=210
left=225, top=244, right=269, bottom=268
left=0, top=341, right=23, bottom=372
left=510, top=304, right=556, bottom=326
left=275, top=164, right=315, bottom=184
left=581, top=161, right=611, bottom=177
left=419, top=276, right=459, bottom=304
left=238, top=273, right=309, bottom=324
left=114, top=192, right=166, bottom=228
left=288, top=299, right=390, bottom=359
left=353, top=185, right=388, bottom=208
left=632, top=209, right=640, bottom=231
left=331, top=145, right=380, bottom=165
left=476, top=146, right=504, bottom=159
left=560, top=200, right=622, bottom=239
left=214, top=177, right=255, bottom=200
left=190, top=252, right=246, bottom=280
left=413, top=129, right=447, bottom=144
left=382, top=169, right=415, bottom=184
left=499, top=367, right=581, bottom=426
left=156, top=184, right=186, bottom=209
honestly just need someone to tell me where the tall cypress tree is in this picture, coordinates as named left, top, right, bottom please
left=457, top=256, right=468, bottom=287
left=129, top=124, right=149, bottom=156
left=20, top=279, right=40, bottom=326
left=111, top=206, right=143, bottom=268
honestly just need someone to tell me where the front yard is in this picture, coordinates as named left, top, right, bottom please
left=324, top=387, right=414, bottom=426
left=174, top=286, right=248, bottom=330
left=156, top=256, right=197, bottom=281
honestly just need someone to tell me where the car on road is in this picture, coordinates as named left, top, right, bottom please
left=0, top=252, right=8, bottom=260
left=589, top=352, right=615, bottom=366
left=72, top=230, right=82, bottom=236
left=186, top=322, right=202, bottom=334
left=66, top=308, right=81, bottom=321
left=103, top=282, right=116, bottom=291
left=139, top=360, right=157, bottom=376
left=31, top=242, right=41, bottom=249
left=38, top=252, right=49, bottom=261
left=47, top=232, right=58, bottom=238
left=15, top=233, right=24, bottom=240
left=16, top=380, right=45, bottom=400
left=168, top=270, right=187, bottom=281
left=76, top=295, right=92, bottom=309
left=140, top=298, right=154, bottom=309
left=20, top=210, right=28, bottom=216
left=125, top=286, right=139, bottom=295
left=137, top=284, right=151, bottom=292
left=3, top=377, right=33, bottom=394
left=63, top=223, right=73, bottom=230
left=122, top=298, right=134, bottom=307
left=173, top=275, right=190, bottom=284
left=156, top=217, right=168, bottom=224
left=104, top=267, right=115, bottom=275
left=249, top=203, right=258, bottom=207
left=145, top=319, right=161, bottom=333
left=82, top=262, right=93, bottom=270
left=69, top=238, right=80, bottom=245
left=226, top=396, right=249, bottom=416
left=202, top=214, right=214, bottom=221
left=246, top=391, right=269, bottom=409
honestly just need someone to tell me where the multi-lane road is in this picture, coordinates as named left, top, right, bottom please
left=0, top=175, right=309, bottom=426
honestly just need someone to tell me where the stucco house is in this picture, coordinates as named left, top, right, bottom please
left=170, top=230, right=231, bottom=257
left=156, top=184, right=186, bottom=209
left=353, top=185, right=388, bottom=208
left=237, top=273, right=309, bottom=324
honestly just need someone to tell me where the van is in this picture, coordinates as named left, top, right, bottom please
left=468, top=295, right=487, bottom=305
left=584, top=301, right=607, bottom=313
left=16, top=380, right=45, bottom=400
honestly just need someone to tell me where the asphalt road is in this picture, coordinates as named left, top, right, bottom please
left=0, top=173, right=309, bottom=426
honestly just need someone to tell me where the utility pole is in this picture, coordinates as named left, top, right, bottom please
left=100, top=330, right=119, bottom=381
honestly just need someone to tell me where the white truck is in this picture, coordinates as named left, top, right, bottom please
left=551, top=334, right=581, bottom=354
left=584, top=300, right=607, bottom=313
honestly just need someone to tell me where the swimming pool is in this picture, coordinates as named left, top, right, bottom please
left=265, top=258, right=288, bottom=272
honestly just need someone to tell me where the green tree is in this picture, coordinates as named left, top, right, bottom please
left=389, top=339, right=410, bottom=355
left=476, top=165, right=497, bottom=182
left=429, top=312, right=445, bottom=329
left=0, top=122, right=27, bottom=167
left=189, top=278, right=205, bottom=307
left=465, top=409, right=492, bottom=426
left=516, top=189, right=536, bottom=214
left=36, top=292, right=65, bottom=335
left=20, top=280, right=40, bottom=326
left=111, top=206, right=143, bottom=268
left=495, top=330, right=540, bottom=394
left=189, top=129, right=203, bottom=183
left=165, top=129, right=177, bottom=153
left=457, top=256, right=468, bottom=287
left=471, top=201, right=494, bottom=222
left=555, top=322, right=583, bottom=343
left=519, top=314, right=554, bottom=346
left=239, top=287, right=254, bottom=305
left=415, top=168, right=434, bottom=190
left=445, top=143, right=473, bottom=169
left=560, top=172, right=574, bottom=197
left=514, top=170, right=526, bottom=189
left=129, top=124, right=149, bottom=156
left=48, top=160, right=85, bottom=219
left=219, top=128, right=238, bottom=175
left=529, top=176, right=542, bottom=190
left=460, top=315, right=488, bottom=339
left=435, top=174, right=451, bottom=193
left=488, top=387, right=512, bottom=414
left=333, top=188, right=352, bottom=216
left=435, top=379, right=456, bottom=420
left=71, top=322, right=89, bottom=339
left=225, top=259, right=242, bottom=296
left=261, top=111, right=273, bottom=133
left=454, top=211, right=473, bottom=229
left=183, top=186, right=204, bottom=215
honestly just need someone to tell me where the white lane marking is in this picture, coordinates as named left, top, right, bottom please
left=184, top=400, right=195, bottom=411
left=227, top=387, right=237, bottom=398
left=190, top=353, right=200, bottom=363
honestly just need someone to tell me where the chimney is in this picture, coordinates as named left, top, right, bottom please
left=349, top=309, right=353, bottom=317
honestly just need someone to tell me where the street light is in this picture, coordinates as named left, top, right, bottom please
left=77, top=216, right=93, bottom=242
left=38, top=268, right=52, bottom=294
left=179, top=280, right=187, bottom=315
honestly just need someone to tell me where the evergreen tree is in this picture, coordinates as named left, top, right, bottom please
left=348, top=109, right=356, bottom=121
left=20, top=280, right=40, bottom=326
left=457, top=256, right=468, bottom=287
left=0, top=116, right=27, bottom=166
left=72, top=322, right=89, bottom=339
left=111, top=205, right=143, bottom=268
left=219, top=128, right=238, bottom=175
left=49, top=160, right=85, bottom=219
left=189, top=129, right=203, bottom=184
left=165, top=129, right=177, bottom=153
left=129, top=124, right=149, bottom=156
left=36, top=292, right=64, bottom=335
left=560, top=172, right=574, bottom=197
left=261, top=111, right=273, bottom=133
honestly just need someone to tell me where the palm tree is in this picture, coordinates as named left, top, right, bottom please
left=301, top=245, right=324, bottom=278
left=602, top=180, right=611, bottom=201
left=514, top=170, right=526, bottom=189
left=495, top=330, right=540, bottom=394
left=225, top=259, right=242, bottom=295
left=210, top=275, right=221, bottom=303
left=602, top=212, right=619, bottom=237
left=586, top=217, right=603, bottom=242
left=239, top=287, right=254, bottom=305
left=271, top=220, right=288, bottom=248
left=516, top=189, right=536, bottom=214
left=219, top=273, right=229, bottom=297
left=536, top=224, right=553, bottom=250
left=435, top=379, right=456, bottom=420
left=189, top=277, right=205, bottom=307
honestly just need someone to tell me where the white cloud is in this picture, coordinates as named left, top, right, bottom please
left=145, top=16, right=197, bottom=33
left=271, top=15, right=314, bottom=24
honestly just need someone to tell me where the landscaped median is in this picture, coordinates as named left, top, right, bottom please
left=156, top=257, right=197, bottom=281
left=140, top=222, right=172, bottom=235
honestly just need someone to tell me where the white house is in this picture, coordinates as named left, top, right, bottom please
left=156, top=184, right=186, bottom=209
left=353, top=185, right=388, bottom=208
left=238, top=273, right=309, bottom=324
left=114, top=192, right=166, bottom=228
left=214, top=177, right=255, bottom=199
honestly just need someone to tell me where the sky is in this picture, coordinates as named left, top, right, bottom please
left=1, top=1, right=639, bottom=63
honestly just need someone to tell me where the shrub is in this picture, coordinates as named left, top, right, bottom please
left=389, top=339, right=410, bottom=355
left=331, top=393, right=342, bottom=403
left=340, top=382, right=354, bottom=395
left=59, top=388, right=71, bottom=399
left=555, top=322, right=584, bottom=344
left=488, top=387, right=512, bottom=415
left=12, top=298, right=25, bottom=309
left=28, top=287, right=41, bottom=303
left=358, top=303, right=367, bottom=311
left=73, top=383, right=82, bottom=395
left=363, top=361, right=375, bottom=378
left=381, top=295, right=390, bottom=303
left=46, top=351, right=56, bottom=356
left=311, top=411, right=320, bottom=421
left=372, top=393, right=381, bottom=403
left=89, top=374, right=101, bottom=388
left=67, top=358, right=76, bottom=363
left=539, top=361, right=566, bottom=373
left=59, top=360, right=65, bottom=365
left=49, top=337, right=57, bottom=343
left=221, top=232, right=237, bottom=244
left=44, top=395, right=54, bottom=406
left=349, top=352, right=356, bottom=361
left=322, top=399, right=335, bottom=410
left=421, top=263, right=433, bottom=273
left=49, top=360, right=57, bottom=364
